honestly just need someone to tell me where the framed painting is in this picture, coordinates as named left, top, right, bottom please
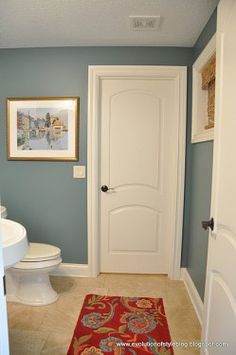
left=6, top=97, right=79, bottom=161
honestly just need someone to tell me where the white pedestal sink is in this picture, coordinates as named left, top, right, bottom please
left=0, top=219, right=28, bottom=269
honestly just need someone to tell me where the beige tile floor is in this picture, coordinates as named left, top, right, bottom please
left=7, top=274, right=201, bottom=354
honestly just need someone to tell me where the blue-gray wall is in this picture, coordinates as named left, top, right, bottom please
left=185, top=9, right=216, bottom=300
left=0, top=47, right=193, bottom=264
left=0, top=10, right=216, bottom=297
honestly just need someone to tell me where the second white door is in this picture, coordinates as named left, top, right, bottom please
left=99, top=70, right=186, bottom=273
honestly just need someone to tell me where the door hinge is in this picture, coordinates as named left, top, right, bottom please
left=3, top=275, right=6, bottom=296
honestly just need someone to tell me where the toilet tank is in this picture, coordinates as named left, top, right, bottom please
left=0, top=206, right=8, bottom=219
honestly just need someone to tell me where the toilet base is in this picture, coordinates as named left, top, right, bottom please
left=6, top=264, right=60, bottom=306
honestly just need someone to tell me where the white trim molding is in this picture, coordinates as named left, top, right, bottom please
left=51, top=263, right=90, bottom=277
left=192, top=34, right=216, bottom=143
left=181, top=268, right=203, bottom=325
left=87, top=65, right=187, bottom=279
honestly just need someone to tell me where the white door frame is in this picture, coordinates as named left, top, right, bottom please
left=87, top=65, right=187, bottom=279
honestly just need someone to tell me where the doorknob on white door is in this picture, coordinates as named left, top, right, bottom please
left=101, top=185, right=114, bottom=192
left=202, top=217, right=214, bottom=231
left=101, top=185, right=109, bottom=192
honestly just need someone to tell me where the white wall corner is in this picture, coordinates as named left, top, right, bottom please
left=181, top=268, right=203, bottom=325
left=51, top=263, right=90, bottom=278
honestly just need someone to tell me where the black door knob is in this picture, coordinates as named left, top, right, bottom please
left=101, top=185, right=109, bottom=192
left=202, top=217, right=214, bottom=231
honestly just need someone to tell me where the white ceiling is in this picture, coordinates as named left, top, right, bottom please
left=0, top=0, right=219, bottom=48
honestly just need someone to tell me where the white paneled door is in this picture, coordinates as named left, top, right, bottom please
left=201, top=1, right=236, bottom=354
left=99, top=70, right=186, bottom=273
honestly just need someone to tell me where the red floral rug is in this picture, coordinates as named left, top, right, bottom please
left=67, top=294, right=174, bottom=355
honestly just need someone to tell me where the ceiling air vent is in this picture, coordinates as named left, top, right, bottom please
left=129, top=16, right=161, bottom=31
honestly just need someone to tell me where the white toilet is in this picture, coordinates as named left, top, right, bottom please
left=1, top=205, right=62, bottom=306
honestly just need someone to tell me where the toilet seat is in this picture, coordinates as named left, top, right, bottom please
left=12, top=257, right=62, bottom=270
left=21, top=243, right=61, bottom=262
left=12, top=243, right=62, bottom=270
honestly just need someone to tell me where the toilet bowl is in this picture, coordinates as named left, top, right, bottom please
left=1, top=205, right=62, bottom=306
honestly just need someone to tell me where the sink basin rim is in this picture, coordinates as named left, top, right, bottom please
left=1, top=219, right=26, bottom=247
left=0, top=218, right=28, bottom=269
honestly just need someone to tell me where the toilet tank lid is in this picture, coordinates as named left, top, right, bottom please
left=0, top=206, right=7, bottom=218
left=22, top=243, right=61, bottom=261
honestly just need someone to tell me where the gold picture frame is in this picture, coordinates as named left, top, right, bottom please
left=6, top=97, right=79, bottom=161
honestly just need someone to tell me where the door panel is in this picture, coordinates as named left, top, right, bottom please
left=109, top=205, right=160, bottom=252
left=202, top=1, right=236, bottom=353
left=207, top=273, right=235, bottom=347
left=109, top=91, right=163, bottom=189
left=100, top=77, right=181, bottom=273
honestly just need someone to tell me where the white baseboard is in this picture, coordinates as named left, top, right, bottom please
left=51, top=263, right=90, bottom=277
left=181, top=268, right=203, bottom=325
